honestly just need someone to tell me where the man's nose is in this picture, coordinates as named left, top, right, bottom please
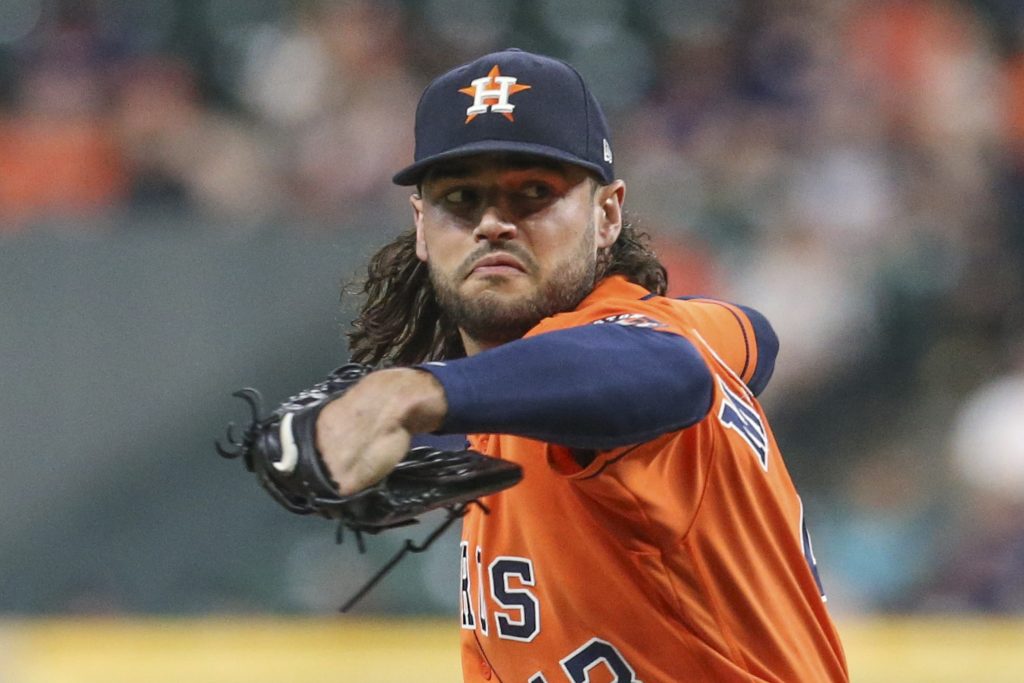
left=473, top=204, right=517, bottom=243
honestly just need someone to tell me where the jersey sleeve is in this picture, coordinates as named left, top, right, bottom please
left=670, top=297, right=778, bottom=396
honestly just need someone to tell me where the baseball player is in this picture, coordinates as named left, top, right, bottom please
left=317, top=49, right=848, bottom=682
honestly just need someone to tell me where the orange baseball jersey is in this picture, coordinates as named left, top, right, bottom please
left=455, top=276, right=848, bottom=682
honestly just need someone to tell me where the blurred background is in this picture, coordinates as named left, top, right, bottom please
left=1, top=0, right=1023, bottom=679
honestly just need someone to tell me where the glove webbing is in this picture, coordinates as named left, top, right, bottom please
left=338, top=499, right=489, bottom=612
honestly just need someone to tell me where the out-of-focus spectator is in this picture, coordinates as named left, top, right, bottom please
left=1005, top=51, right=1024, bottom=157
left=950, top=355, right=1024, bottom=501
left=731, top=221, right=880, bottom=396
left=0, top=62, right=126, bottom=229
left=230, top=0, right=417, bottom=225
left=815, top=448, right=943, bottom=615
left=0, top=3, right=129, bottom=233
left=919, top=349, right=1024, bottom=611
left=844, top=0, right=1002, bottom=149
left=112, top=57, right=282, bottom=226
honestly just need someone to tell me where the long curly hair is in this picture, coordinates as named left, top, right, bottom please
left=345, top=214, right=668, bottom=366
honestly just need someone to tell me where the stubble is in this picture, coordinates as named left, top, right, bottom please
left=429, top=225, right=597, bottom=348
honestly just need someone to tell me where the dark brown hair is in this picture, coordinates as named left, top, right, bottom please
left=346, top=214, right=668, bottom=366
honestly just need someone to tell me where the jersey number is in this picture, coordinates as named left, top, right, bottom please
left=529, top=638, right=641, bottom=682
left=464, top=546, right=641, bottom=681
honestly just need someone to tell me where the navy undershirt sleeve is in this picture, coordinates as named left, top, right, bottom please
left=417, top=324, right=714, bottom=450
left=673, top=296, right=780, bottom=397
left=737, top=304, right=779, bottom=397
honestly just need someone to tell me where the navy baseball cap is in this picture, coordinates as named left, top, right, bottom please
left=392, top=48, right=614, bottom=186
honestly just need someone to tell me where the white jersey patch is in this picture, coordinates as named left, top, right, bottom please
left=592, top=313, right=665, bottom=329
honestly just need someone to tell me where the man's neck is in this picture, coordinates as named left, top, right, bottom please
left=460, top=333, right=496, bottom=357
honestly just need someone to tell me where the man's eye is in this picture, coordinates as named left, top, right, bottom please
left=521, top=184, right=551, bottom=200
left=443, top=188, right=474, bottom=204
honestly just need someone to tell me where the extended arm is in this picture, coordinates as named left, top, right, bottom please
left=420, top=323, right=713, bottom=449
left=317, top=323, right=713, bottom=492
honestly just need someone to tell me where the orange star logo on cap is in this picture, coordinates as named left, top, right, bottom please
left=459, top=65, right=532, bottom=123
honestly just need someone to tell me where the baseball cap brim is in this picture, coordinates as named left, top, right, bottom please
left=391, top=140, right=610, bottom=186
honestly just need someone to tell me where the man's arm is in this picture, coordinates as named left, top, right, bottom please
left=671, top=297, right=779, bottom=396
left=420, top=324, right=713, bottom=448
left=317, top=324, right=713, bottom=492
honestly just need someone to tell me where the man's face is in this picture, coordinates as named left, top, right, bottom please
left=411, top=154, right=624, bottom=351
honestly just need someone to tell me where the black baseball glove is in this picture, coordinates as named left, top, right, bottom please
left=215, top=363, right=522, bottom=532
left=216, top=362, right=523, bottom=610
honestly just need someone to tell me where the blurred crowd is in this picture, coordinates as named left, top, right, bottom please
left=2, top=0, right=1023, bottom=616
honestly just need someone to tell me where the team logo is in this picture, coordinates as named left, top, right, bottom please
left=459, top=65, right=531, bottom=123
left=592, top=313, right=665, bottom=329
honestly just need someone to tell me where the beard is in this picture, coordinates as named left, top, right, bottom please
left=429, top=227, right=597, bottom=348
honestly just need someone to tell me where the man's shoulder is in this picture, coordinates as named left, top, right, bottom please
left=528, top=275, right=682, bottom=335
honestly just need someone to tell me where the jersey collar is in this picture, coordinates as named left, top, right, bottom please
left=575, top=275, right=653, bottom=309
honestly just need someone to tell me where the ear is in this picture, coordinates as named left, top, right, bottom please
left=411, top=193, right=428, bottom=262
left=593, top=179, right=625, bottom=249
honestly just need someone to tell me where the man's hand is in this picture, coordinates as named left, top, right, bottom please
left=216, top=363, right=522, bottom=609
left=315, top=368, right=448, bottom=494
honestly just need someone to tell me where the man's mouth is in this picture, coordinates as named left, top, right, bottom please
left=467, top=253, right=527, bottom=278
